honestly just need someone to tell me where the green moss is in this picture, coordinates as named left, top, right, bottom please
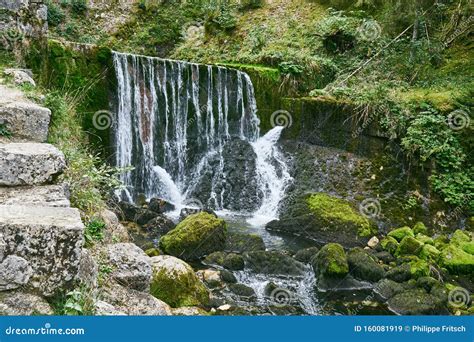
left=413, top=222, right=428, bottom=235
left=440, top=244, right=474, bottom=275
left=397, top=236, right=423, bottom=256
left=415, top=233, right=434, bottom=245
left=151, top=265, right=209, bottom=308
left=387, top=226, right=414, bottom=242
left=419, top=244, right=441, bottom=262
left=145, top=248, right=160, bottom=257
left=159, top=212, right=227, bottom=260
left=312, top=243, right=349, bottom=278
left=461, top=242, right=474, bottom=255
left=409, top=258, right=430, bottom=278
left=380, top=236, right=399, bottom=255
left=306, top=193, right=376, bottom=238
left=434, top=235, right=449, bottom=250
left=450, top=230, right=472, bottom=246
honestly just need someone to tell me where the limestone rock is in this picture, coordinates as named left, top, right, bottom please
left=0, top=143, right=66, bottom=186
left=0, top=291, right=53, bottom=315
left=94, top=300, right=126, bottom=316
left=77, top=248, right=98, bottom=289
left=99, top=209, right=129, bottom=243
left=0, top=184, right=70, bottom=207
left=4, top=69, right=36, bottom=87
left=0, top=205, right=84, bottom=296
left=0, top=85, right=50, bottom=142
left=101, top=282, right=172, bottom=316
left=106, top=243, right=152, bottom=292
left=0, top=255, right=32, bottom=291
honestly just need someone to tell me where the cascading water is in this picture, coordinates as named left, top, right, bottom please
left=112, top=51, right=290, bottom=223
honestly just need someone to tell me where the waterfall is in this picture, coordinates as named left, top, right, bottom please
left=112, top=51, right=290, bottom=223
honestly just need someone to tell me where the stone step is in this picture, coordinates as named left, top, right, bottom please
left=0, top=205, right=84, bottom=296
left=0, top=184, right=70, bottom=207
left=0, top=143, right=66, bottom=186
left=0, top=85, right=51, bottom=142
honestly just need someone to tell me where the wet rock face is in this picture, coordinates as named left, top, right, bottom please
left=244, top=250, right=307, bottom=277
left=0, top=205, right=84, bottom=296
left=188, top=138, right=263, bottom=212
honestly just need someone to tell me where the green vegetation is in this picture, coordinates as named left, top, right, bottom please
left=84, top=218, right=106, bottom=247
left=306, top=193, right=376, bottom=237
left=51, top=287, right=96, bottom=315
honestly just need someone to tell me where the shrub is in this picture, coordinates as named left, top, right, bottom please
left=46, top=1, right=65, bottom=27
left=84, top=219, right=106, bottom=247
left=71, top=0, right=88, bottom=15
left=239, top=0, right=265, bottom=10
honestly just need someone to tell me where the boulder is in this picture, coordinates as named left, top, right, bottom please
left=0, top=205, right=84, bottom=296
left=385, top=264, right=412, bottom=282
left=294, top=247, right=319, bottom=263
left=196, top=269, right=222, bottom=288
left=440, top=244, right=474, bottom=275
left=397, top=236, right=423, bottom=256
left=148, top=198, right=175, bottom=214
left=387, top=288, right=446, bottom=315
left=3, top=69, right=36, bottom=87
left=224, top=232, right=265, bottom=253
left=266, top=193, right=376, bottom=247
left=171, top=306, right=208, bottom=316
left=419, top=244, right=441, bottom=261
left=143, top=215, right=175, bottom=236
left=380, top=236, right=399, bottom=255
left=0, top=291, right=53, bottom=315
left=311, top=243, right=349, bottom=279
left=347, top=247, right=385, bottom=282
left=98, top=209, right=130, bottom=243
left=244, top=250, right=306, bottom=276
left=0, top=255, right=32, bottom=291
left=150, top=255, right=209, bottom=308
left=160, top=212, right=227, bottom=260
left=0, top=184, right=70, bottom=207
left=222, top=253, right=245, bottom=271
left=101, top=282, right=172, bottom=316
left=94, top=300, right=126, bottom=316
left=387, top=226, right=414, bottom=242
left=228, top=283, right=256, bottom=299
left=0, top=143, right=66, bottom=186
left=106, top=243, right=152, bottom=292
left=220, top=269, right=237, bottom=283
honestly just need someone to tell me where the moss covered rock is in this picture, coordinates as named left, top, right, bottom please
left=312, top=243, right=349, bottom=278
left=244, top=251, right=306, bottom=276
left=409, top=258, right=430, bottom=278
left=387, top=226, right=414, bottom=242
left=294, top=247, right=320, bottom=263
left=440, top=244, right=474, bottom=275
left=150, top=255, right=209, bottom=308
left=397, top=236, right=423, bottom=256
left=267, top=193, right=376, bottom=247
left=450, top=229, right=471, bottom=246
left=419, top=244, right=441, bottom=261
left=222, top=253, right=245, bottom=271
left=224, top=232, right=265, bottom=253
left=387, top=288, right=446, bottom=315
left=159, top=212, right=227, bottom=260
left=415, top=233, right=434, bottom=245
left=380, top=236, right=399, bottom=255
left=412, top=222, right=428, bottom=235
left=347, top=247, right=385, bottom=282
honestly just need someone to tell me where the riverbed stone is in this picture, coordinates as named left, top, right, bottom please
left=440, top=244, right=474, bottom=275
left=294, top=247, right=320, bottom=263
left=347, top=247, right=385, bottom=282
left=106, top=243, right=152, bottom=292
left=266, top=193, right=376, bottom=247
left=224, top=232, right=265, bottom=253
left=0, top=143, right=66, bottom=186
left=0, top=291, right=53, bottom=315
left=387, top=288, right=446, bottom=315
left=143, top=215, right=176, bottom=236
left=160, top=212, right=227, bottom=261
left=311, top=243, right=349, bottom=279
left=397, top=236, right=423, bottom=256
left=150, top=255, right=209, bottom=308
left=244, top=250, right=307, bottom=276
left=0, top=205, right=84, bottom=296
